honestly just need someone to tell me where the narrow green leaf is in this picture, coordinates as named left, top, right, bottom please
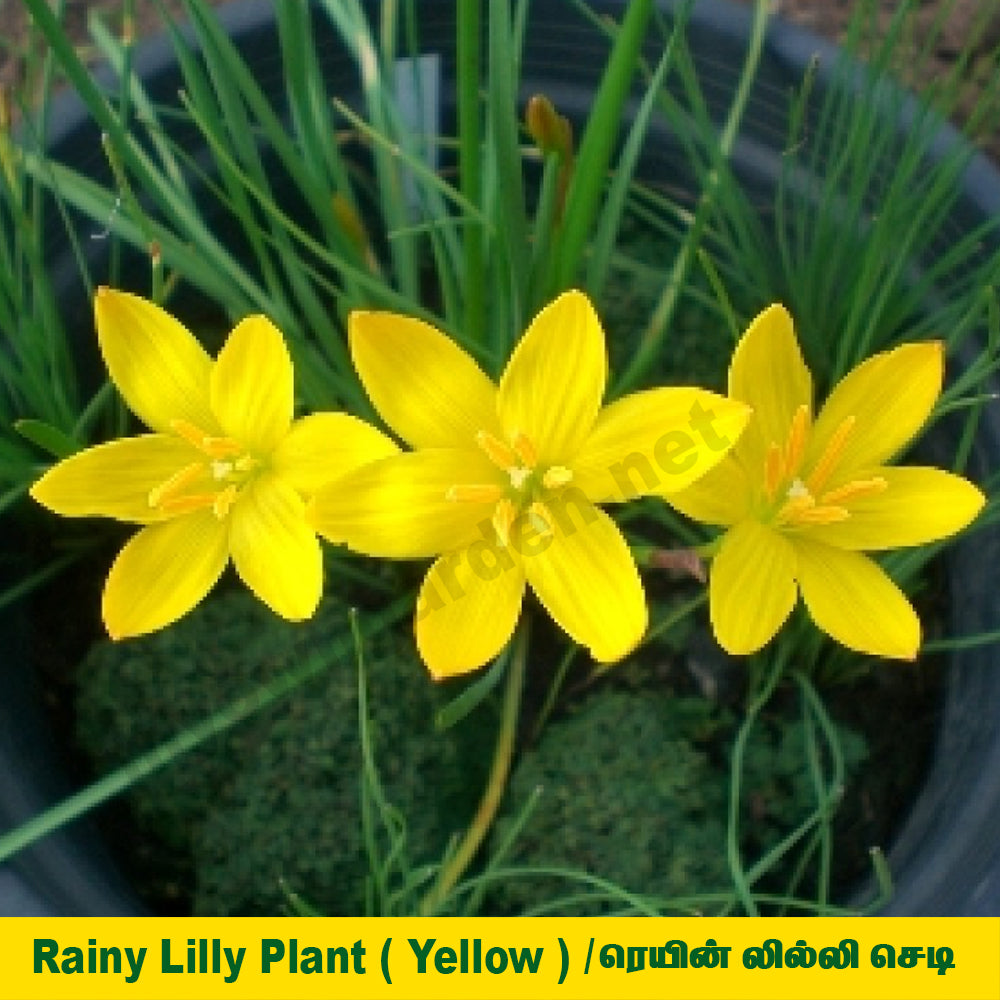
left=458, top=0, right=485, bottom=344
left=0, top=551, right=80, bottom=613
left=585, top=1, right=691, bottom=302
left=435, top=648, right=509, bottom=731
left=487, top=0, right=530, bottom=332
left=552, top=0, right=654, bottom=290
left=13, top=418, right=80, bottom=459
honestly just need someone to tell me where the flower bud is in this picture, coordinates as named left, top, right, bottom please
left=526, top=94, right=572, bottom=160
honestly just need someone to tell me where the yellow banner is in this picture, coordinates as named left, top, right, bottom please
left=0, top=917, right=996, bottom=1000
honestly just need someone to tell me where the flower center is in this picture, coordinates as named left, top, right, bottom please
left=446, top=430, right=574, bottom=547
left=761, top=404, right=886, bottom=529
left=148, top=419, right=260, bottom=519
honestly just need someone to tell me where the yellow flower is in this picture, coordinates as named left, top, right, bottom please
left=308, top=289, right=751, bottom=678
left=669, top=304, right=986, bottom=659
left=30, top=288, right=398, bottom=639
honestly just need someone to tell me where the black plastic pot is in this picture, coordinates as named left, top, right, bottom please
left=1, top=0, right=998, bottom=915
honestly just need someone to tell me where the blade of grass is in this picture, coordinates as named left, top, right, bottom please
left=486, top=0, right=530, bottom=338
left=584, top=0, right=691, bottom=305
left=457, top=0, right=485, bottom=344
left=550, top=0, right=653, bottom=292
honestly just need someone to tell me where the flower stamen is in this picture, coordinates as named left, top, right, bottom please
left=764, top=443, right=783, bottom=502
left=784, top=404, right=810, bottom=480
left=806, top=415, right=855, bottom=495
left=151, top=430, right=262, bottom=520
left=795, top=504, right=850, bottom=525
left=542, top=465, right=573, bottom=490
left=158, top=492, right=218, bottom=516
left=170, top=418, right=242, bottom=459
left=459, top=428, right=569, bottom=549
left=446, top=484, right=505, bottom=504
left=476, top=430, right=517, bottom=470
left=148, top=462, right=205, bottom=509
left=820, top=476, right=888, bottom=505
left=512, top=431, right=538, bottom=468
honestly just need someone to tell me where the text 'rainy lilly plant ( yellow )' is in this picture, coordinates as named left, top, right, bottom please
left=307, top=289, right=751, bottom=679
left=669, top=304, right=986, bottom=660
left=30, top=289, right=398, bottom=639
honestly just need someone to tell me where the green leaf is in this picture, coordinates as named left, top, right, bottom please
left=14, top=418, right=80, bottom=459
left=585, top=0, right=692, bottom=302
left=552, top=0, right=654, bottom=291
left=435, top=648, right=508, bottom=731
left=487, top=0, right=530, bottom=335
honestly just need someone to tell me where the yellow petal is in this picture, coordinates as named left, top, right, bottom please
left=210, top=315, right=293, bottom=453
left=416, top=551, right=526, bottom=678
left=666, top=453, right=752, bottom=526
left=95, top=287, right=215, bottom=433
left=522, top=504, right=646, bottom=663
left=101, top=511, right=229, bottom=639
left=29, top=434, right=204, bottom=523
left=229, top=474, right=322, bottom=621
left=800, top=465, right=985, bottom=550
left=572, top=386, right=751, bottom=501
left=271, top=412, right=401, bottom=496
left=709, top=519, right=797, bottom=655
left=498, top=290, right=607, bottom=465
left=795, top=538, right=920, bottom=659
left=308, top=448, right=503, bottom=557
left=729, top=303, right=812, bottom=470
left=809, top=341, right=943, bottom=473
left=349, top=310, right=500, bottom=448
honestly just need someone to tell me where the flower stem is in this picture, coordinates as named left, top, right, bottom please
left=418, top=624, right=528, bottom=915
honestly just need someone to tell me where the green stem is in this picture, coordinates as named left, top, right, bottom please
left=419, top=624, right=528, bottom=914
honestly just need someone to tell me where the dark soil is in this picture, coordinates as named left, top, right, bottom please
left=741, top=0, right=1000, bottom=159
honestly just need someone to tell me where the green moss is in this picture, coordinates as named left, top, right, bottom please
left=739, top=715, right=868, bottom=852
left=489, top=687, right=867, bottom=915
left=74, top=588, right=489, bottom=915
left=74, top=588, right=869, bottom=916
left=489, top=691, right=730, bottom=914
